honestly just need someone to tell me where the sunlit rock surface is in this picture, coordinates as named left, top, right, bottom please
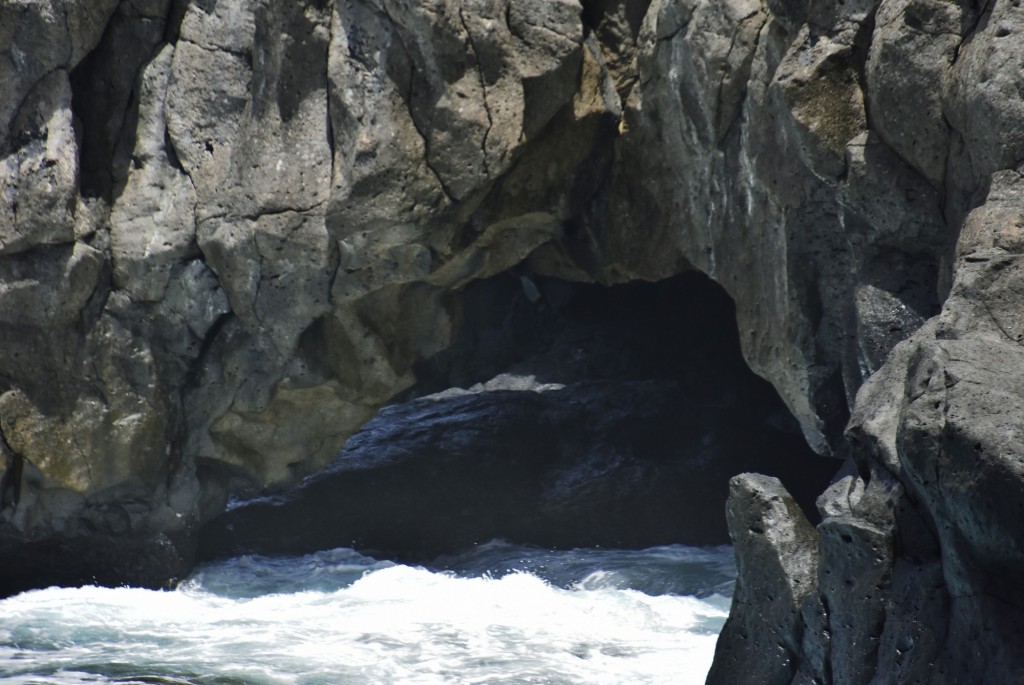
left=2, top=1, right=1024, bottom=681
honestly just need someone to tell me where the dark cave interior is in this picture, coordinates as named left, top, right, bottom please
left=199, top=268, right=839, bottom=562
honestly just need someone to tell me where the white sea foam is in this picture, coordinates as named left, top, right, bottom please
left=0, top=544, right=733, bottom=685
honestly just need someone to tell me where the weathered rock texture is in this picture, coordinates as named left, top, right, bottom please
left=707, top=474, right=819, bottom=685
left=701, top=0, right=1024, bottom=681
left=2, top=0, right=1024, bottom=681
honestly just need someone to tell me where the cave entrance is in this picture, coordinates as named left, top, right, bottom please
left=199, top=269, right=837, bottom=561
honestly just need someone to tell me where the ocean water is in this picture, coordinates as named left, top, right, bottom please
left=0, top=542, right=734, bottom=685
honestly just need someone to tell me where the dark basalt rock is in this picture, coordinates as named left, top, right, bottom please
left=199, top=377, right=834, bottom=561
left=0, top=531, right=194, bottom=597
left=0, top=466, right=200, bottom=597
left=708, top=169, right=1024, bottom=685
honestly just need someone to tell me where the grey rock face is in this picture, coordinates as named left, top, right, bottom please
left=1, top=0, right=599, bottom=594
left=1, top=70, right=79, bottom=254
left=712, top=167, right=1024, bottom=683
left=866, top=0, right=966, bottom=189
left=611, top=0, right=956, bottom=454
left=1, top=1, right=1024, bottom=682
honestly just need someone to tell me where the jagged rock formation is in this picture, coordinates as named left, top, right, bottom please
left=1, top=0, right=1023, bottom=681
left=716, top=170, right=1024, bottom=685
left=706, top=474, right=820, bottom=685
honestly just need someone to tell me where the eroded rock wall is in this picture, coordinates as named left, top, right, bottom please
left=0, top=0, right=603, bottom=592
left=2, top=1, right=1024, bottom=680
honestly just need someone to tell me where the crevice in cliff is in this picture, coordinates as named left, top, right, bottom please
left=78, top=251, right=113, bottom=335
left=324, top=76, right=336, bottom=193
left=177, top=38, right=252, bottom=62
left=951, top=0, right=994, bottom=67
left=850, top=5, right=878, bottom=135
left=70, top=38, right=124, bottom=200
left=197, top=198, right=329, bottom=229
left=163, top=127, right=186, bottom=175
left=182, top=313, right=233, bottom=396
left=376, top=13, right=457, bottom=206
left=403, top=86, right=457, bottom=205
left=70, top=4, right=173, bottom=202
left=714, top=10, right=767, bottom=144
left=163, top=0, right=190, bottom=45
left=579, top=0, right=653, bottom=102
left=580, top=0, right=654, bottom=39
left=980, top=296, right=1024, bottom=347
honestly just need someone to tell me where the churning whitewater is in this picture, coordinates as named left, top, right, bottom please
left=0, top=543, right=734, bottom=685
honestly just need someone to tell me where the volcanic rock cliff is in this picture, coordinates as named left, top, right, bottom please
left=2, top=0, right=1023, bottom=682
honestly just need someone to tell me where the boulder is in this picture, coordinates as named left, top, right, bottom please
left=707, top=474, right=819, bottom=685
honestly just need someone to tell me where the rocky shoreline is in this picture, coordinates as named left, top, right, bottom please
left=2, top=0, right=1024, bottom=681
